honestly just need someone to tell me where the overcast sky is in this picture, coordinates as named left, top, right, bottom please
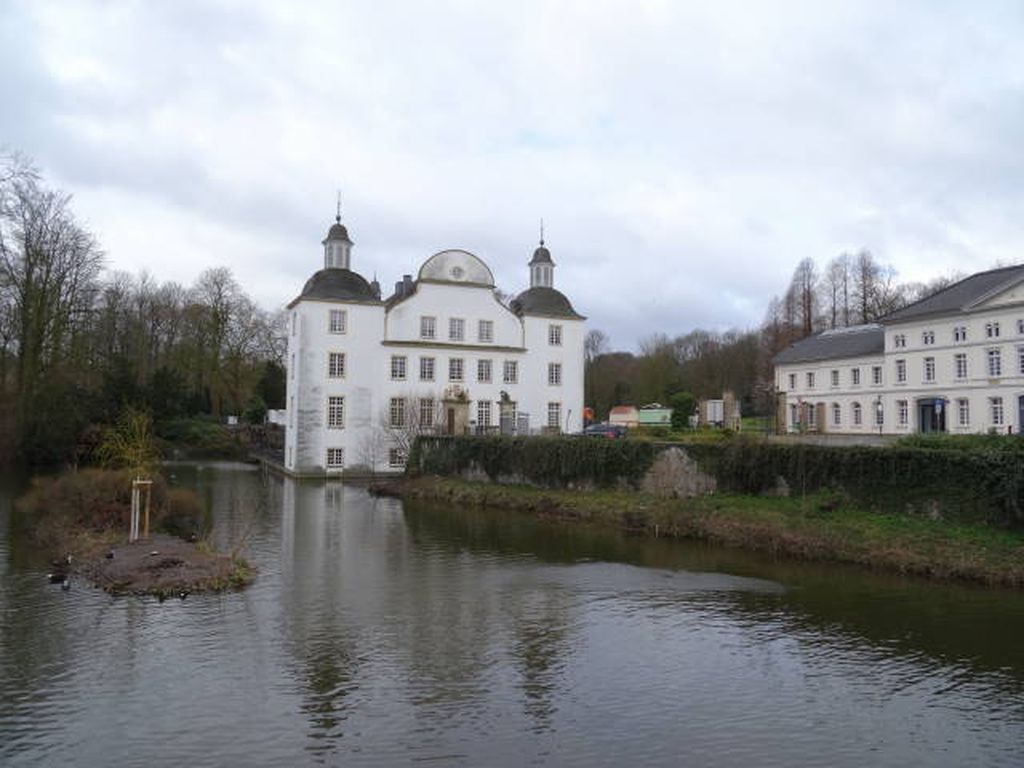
left=3, top=1, right=1024, bottom=350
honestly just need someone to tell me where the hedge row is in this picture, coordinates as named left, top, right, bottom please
left=409, top=435, right=658, bottom=489
left=409, top=435, right=1024, bottom=528
left=684, top=441, right=1024, bottom=526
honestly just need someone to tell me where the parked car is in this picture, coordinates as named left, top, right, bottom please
left=581, top=423, right=628, bottom=439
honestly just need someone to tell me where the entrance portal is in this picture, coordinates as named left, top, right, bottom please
left=917, top=398, right=947, bottom=433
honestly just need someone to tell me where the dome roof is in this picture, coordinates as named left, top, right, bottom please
left=323, top=220, right=352, bottom=243
left=417, top=249, right=495, bottom=286
left=290, top=268, right=380, bottom=306
left=511, top=286, right=583, bottom=319
left=529, top=244, right=553, bottom=265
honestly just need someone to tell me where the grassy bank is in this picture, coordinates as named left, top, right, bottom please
left=391, top=477, right=1024, bottom=588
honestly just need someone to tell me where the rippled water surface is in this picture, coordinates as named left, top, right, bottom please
left=2, top=464, right=1024, bottom=767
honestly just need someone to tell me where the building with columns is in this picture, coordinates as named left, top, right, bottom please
left=774, top=264, right=1024, bottom=436
left=283, top=214, right=586, bottom=475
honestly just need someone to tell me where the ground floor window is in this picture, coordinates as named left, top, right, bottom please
left=875, top=402, right=884, bottom=426
left=477, top=400, right=491, bottom=427
left=806, top=403, right=816, bottom=428
left=957, top=398, right=970, bottom=427
left=897, top=400, right=908, bottom=426
left=388, top=447, right=406, bottom=468
left=790, top=403, right=799, bottom=428
left=326, top=448, right=344, bottom=468
left=831, top=403, right=841, bottom=426
left=852, top=402, right=862, bottom=426
left=990, top=396, right=1004, bottom=426
left=547, top=401, right=561, bottom=428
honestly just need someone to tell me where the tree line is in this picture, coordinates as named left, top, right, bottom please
left=0, top=152, right=284, bottom=465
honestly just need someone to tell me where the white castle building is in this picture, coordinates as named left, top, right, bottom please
left=774, top=264, right=1024, bottom=435
left=283, top=213, right=586, bottom=475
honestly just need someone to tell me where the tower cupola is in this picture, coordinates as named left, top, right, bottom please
left=323, top=197, right=353, bottom=270
left=529, top=221, right=554, bottom=288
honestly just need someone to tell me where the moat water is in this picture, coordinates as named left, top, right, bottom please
left=2, top=463, right=1024, bottom=767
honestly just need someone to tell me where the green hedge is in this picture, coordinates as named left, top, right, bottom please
left=410, top=435, right=1024, bottom=528
left=409, top=436, right=658, bottom=489
left=681, top=440, right=1023, bottom=527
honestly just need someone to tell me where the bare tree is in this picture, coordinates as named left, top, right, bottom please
left=823, top=253, right=852, bottom=328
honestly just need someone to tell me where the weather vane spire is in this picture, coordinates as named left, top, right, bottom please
left=335, top=191, right=341, bottom=223
left=539, top=217, right=545, bottom=246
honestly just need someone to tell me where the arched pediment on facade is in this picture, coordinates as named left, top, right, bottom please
left=418, top=249, right=495, bottom=287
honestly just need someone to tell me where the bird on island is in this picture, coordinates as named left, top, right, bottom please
left=47, top=554, right=73, bottom=584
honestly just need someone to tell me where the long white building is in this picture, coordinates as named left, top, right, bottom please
left=284, top=214, right=585, bottom=475
left=774, top=264, right=1024, bottom=435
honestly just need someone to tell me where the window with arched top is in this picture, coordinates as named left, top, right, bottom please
left=852, top=402, right=862, bottom=426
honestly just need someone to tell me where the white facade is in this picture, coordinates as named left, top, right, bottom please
left=284, top=219, right=585, bottom=475
left=774, top=266, right=1024, bottom=435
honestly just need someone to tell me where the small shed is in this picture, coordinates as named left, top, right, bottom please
left=638, top=403, right=672, bottom=428
left=608, top=405, right=639, bottom=428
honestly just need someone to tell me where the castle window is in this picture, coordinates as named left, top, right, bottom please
left=547, top=402, right=562, bottom=428
left=420, top=357, right=435, bottom=381
left=477, top=359, right=492, bottom=383
left=548, top=363, right=562, bottom=386
left=327, top=396, right=345, bottom=429
left=390, top=355, right=407, bottom=381
left=477, top=400, right=491, bottom=428
left=449, top=317, right=465, bottom=341
left=389, top=397, right=406, bottom=428
left=419, top=398, right=435, bottom=428
left=329, top=309, right=347, bottom=334
left=955, top=353, right=967, bottom=380
left=420, top=316, right=436, bottom=340
left=388, top=448, right=407, bottom=468
left=503, top=360, right=518, bottom=384
left=478, top=320, right=493, bottom=343
left=549, top=324, right=563, bottom=346
left=986, top=322, right=1001, bottom=339
left=954, top=326, right=967, bottom=342
left=328, top=352, right=345, bottom=378
left=449, top=358, right=464, bottom=382
left=326, top=448, right=344, bottom=468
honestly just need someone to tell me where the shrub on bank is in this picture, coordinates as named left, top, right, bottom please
left=156, top=417, right=247, bottom=459
left=15, top=469, right=206, bottom=551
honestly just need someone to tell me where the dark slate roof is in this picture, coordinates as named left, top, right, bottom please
left=323, top=221, right=352, bottom=243
left=880, top=264, right=1024, bottom=323
left=289, top=268, right=380, bottom=307
left=510, top=286, right=583, bottom=319
left=529, top=244, right=553, bottom=265
left=773, top=325, right=884, bottom=365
